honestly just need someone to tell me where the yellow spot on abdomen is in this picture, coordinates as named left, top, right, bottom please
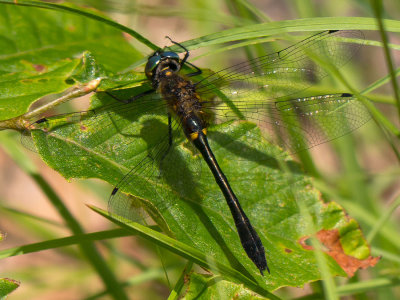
left=190, top=132, right=199, bottom=140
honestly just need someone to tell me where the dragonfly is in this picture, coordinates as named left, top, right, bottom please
left=22, top=30, right=369, bottom=275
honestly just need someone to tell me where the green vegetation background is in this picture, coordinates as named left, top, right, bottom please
left=0, top=0, right=399, bottom=299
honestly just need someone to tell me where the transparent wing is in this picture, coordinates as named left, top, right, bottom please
left=107, top=117, right=203, bottom=226
left=192, top=30, right=368, bottom=152
left=20, top=30, right=369, bottom=226
left=21, top=92, right=166, bottom=156
left=20, top=94, right=173, bottom=221
left=196, top=30, right=364, bottom=102
left=207, top=93, right=370, bottom=153
left=21, top=94, right=203, bottom=225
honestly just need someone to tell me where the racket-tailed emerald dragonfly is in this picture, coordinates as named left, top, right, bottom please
left=22, top=30, right=369, bottom=275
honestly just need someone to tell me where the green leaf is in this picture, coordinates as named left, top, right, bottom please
left=0, top=278, right=20, bottom=300
left=0, top=0, right=158, bottom=51
left=0, top=5, right=142, bottom=119
left=181, top=273, right=266, bottom=300
left=0, top=58, right=80, bottom=120
left=68, top=51, right=146, bottom=88
left=0, top=4, right=142, bottom=72
left=28, top=102, right=376, bottom=291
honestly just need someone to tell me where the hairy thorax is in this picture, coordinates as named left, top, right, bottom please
left=158, top=72, right=204, bottom=122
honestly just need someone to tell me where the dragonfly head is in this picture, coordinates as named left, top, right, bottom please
left=145, top=50, right=181, bottom=85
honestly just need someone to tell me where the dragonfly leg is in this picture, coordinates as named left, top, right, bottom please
left=104, top=89, right=156, bottom=104
left=155, top=113, right=173, bottom=179
left=165, top=36, right=202, bottom=77
left=185, top=61, right=202, bottom=77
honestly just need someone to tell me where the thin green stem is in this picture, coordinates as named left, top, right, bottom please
left=367, top=195, right=400, bottom=243
left=0, top=229, right=131, bottom=259
left=372, top=247, right=400, bottom=264
left=0, top=204, right=63, bottom=227
left=0, top=134, right=130, bottom=300
left=85, top=268, right=167, bottom=300
left=25, top=79, right=102, bottom=120
left=31, top=175, right=129, bottom=300
left=361, top=67, right=400, bottom=96
left=167, top=261, right=193, bottom=300
left=337, top=277, right=400, bottom=296
left=294, top=277, right=400, bottom=299
left=370, top=0, right=400, bottom=120
left=0, top=78, right=102, bottom=131
left=90, top=205, right=282, bottom=300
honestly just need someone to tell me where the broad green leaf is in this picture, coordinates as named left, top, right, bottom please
left=0, top=5, right=142, bottom=72
left=0, top=58, right=80, bottom=120
left=69, top=51, right=146, bottom=89
left=28, top=96, right=376, bottom=290
left=182, top=273, right=266, bottom=300
left=0, top=5, right=142, bottom=119
left=0, top=278, right=19, bottom=300
left=0, top=0, right=158, bottom=51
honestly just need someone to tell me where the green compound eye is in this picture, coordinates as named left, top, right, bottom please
left=145, top=51, right=180, bottom=78
left=145, top=55, right=161, bottom=77
left=161, top=51, right=180, bottom=61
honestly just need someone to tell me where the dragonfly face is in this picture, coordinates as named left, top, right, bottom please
left=145, top=50, right=182, bottom=89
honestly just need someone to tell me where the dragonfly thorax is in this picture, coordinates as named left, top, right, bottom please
left=160, top=73, right=203, bottom=114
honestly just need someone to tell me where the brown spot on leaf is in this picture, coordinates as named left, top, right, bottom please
left=80, top=125, right=87, bottom=131
left=299, top=229, right=379, bottom=277
left=285, top=248, right=293, bottom=253
left=67, top=25, right=76, bottom=32
left=33, top=64, right=46, bottom=72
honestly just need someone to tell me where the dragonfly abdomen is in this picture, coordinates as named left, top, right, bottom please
left=191, top=129, right=268, bottom=274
